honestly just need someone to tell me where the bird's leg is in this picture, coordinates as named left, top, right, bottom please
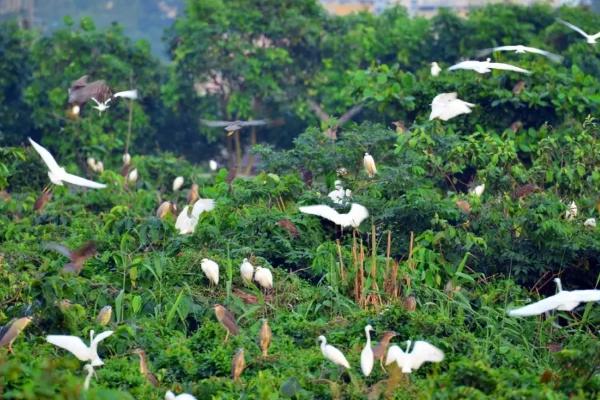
left=379, top=358, right=387, bottom=373
left=8, top=342, right=14, bottom=354
left=224, top=331, right=230, bottom=343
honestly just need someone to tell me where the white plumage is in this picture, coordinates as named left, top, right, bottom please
left=175, top=199, right=215, bottom=234
left=557, top=18, right=600, bottom=44
left=83, top=363, right=96, bottom=390
left=165, top=391, right=197, bottom=400
left=127, top=168, right=139, bottom=184
left=240, top=258, right=255, bottom=283
left=173, top=176, right=185, bottom=191
left=90, top=97, right=111, bottom=113
left=430, top=62, right=441, bottom=77
left=584, top=218, right=596, bottom=228
left=565, top=201, right=577, bottom=221
left=254, top=266, right=273, bottom=290
left=385, top=340, right=444, bottom=373
left=328, top=180, right=352, bottom=205
left=299, top=203, right=369, bottom=228
left=360, top=325, right=374, bottom=377
left=318, top=335, right=350, bottom=369
left=46, top=330, right=113, bottom=367
left=429, top=92, right=475, bottom=121
left=363, top=153, right=377, bottom=178
left=477, top=45, right=562, bottom=63
left=448, top=58, right=530, bottom=74
left=200, top=258, right=219, bottom=285
left=122, top=153, right=131, bottom=165
left=508, top=278, right=600, bottom=317
left=113, top=89, right=138, bottom=100
left=209, top=160, right=218, bottom=171
left=28, top=138, right=107, bottom=189
left=470, top=183, right=485, bottom=197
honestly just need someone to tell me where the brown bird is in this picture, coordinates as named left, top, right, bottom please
left=34, top=186, right=52, bottom=212
left=276, top=219, right=299, bottom=238
left=96, top=306, right=112, bottom=326
left=510, top=120, right=523, bottom=133
left=214, top=304, right=239, bottom=342
left=512, top=80, right=526, bottom=95
left=301, top=168, right=313, bottom=187
left=372, top=330, right=397, bottom=370
left=513, top=183, right=541, bottom=199
left=187, top=183, right=199, bottom=205
left=43, top=241, right=97, bottom=274
left=259, top=319, right=272, bottom=357
left=201, top=119, right=269, bottom=136
left=0, top=316, right=33, bottom=353
left=403, top=295, right=417, bottom=312
left=307, top=99, right=363, bottom=140
left=231, top=348, right=246, bottom=381
left=156, top=201, right=177, bottom=219
left=392, top=120, right=406, bottom=134
left=132, top=348, right=159, bottom=387
left=68, top=75, right=112, bottom=109
left=456, top=199, right=471, bottom=214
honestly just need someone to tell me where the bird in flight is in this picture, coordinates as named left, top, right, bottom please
left=200, top=119, right=268, bottom=136
left=299, top=203, right=369, bottom=228
left=68, top=75, right=138, bottom=114
left=429, top=92, right=475, bottom=121
left=385, top=340, right=444, bottom=373
left=43, top=241, right=97, bottom=274
left=448, top=58, right=531, bottom=74
left=46, top=330, right=113, bottom=367
left=557, top=18, right=600, bottom=44
left=477, top=45, right=562, bottom=63
left=28, top=138, right=107, bottom=189
left=307, top=99, right=363, bottom=139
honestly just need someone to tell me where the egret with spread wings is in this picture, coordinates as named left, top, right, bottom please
left=477, top=45, right=562, bottom=63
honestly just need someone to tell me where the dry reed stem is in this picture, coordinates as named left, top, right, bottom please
left=335, top=239, right=346, bottom=282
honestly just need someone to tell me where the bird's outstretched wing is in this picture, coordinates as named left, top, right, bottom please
left=348, top=203, right=369, bottom=226
left=488, top=62, right=531, bottom=74
left=191, top=199, right=215, bottom=218
left=43, top=242, right=72, bottom=258
left=71, top=241, right=97, bottom=261
left=431, top=92, right=458, bottom=106
left=409, top=341, right=444, bottom=370
left=557, top=18, right=593, bottom=39
left=337, top=104, right=364, bottom=126
left=90, top=97, right=101, bottom=107
left=448, top=61, right=475, bottom=71
left=91, top=330, right=113, bottom=346
left=307, top=99, right=331, bottom=122
left=47, top=335, right=91, bottom=361
left=28, top=138, right=61, bottom=173
left=385, top=344, right=405, bottom=365
left=200, top=119, right=234, bottom=127
left=61, top=172, right=107, bottom=189
left=570, top=290, right=600, bottom=302
left=239, top=120, right=268, bottom=126
left=299, top=205, right=341, bottom=225
left=508, top=294, right=564, bottom=316
left=519, top=46, right=563, bottom=62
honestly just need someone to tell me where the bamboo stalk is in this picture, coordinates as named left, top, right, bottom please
left=335, top=239, right=346, bottom=282
left=408, top=231, right=415, bottom=270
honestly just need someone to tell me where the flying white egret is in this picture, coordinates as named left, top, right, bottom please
left=318, top=335, right=350, bottom=369
left=46, top=330, right=113, bottom=367
left=165, top=391, right=197, bottom=400
left=299, top=203, right=369, bottom=228
left=361, top=325, right=374, bottom=377
left=508, top=278, right=600, bottom=317
left=328, top=181, right=352, bottom=205
left=201, top=258, right=219, bottom=285
left=565, top=201, right=577, bottom=220
left=385, top=340, right=444, bottom=373
left=175, top=199, right=215, bottom=235
left=470, top=183, right=485, bottom=197
left=557, top=18, right=600, bottom=44
left=477, top=45, right=562, bottom=63
left=429, top=93, right=475, bottom=121
left=240, top=258, right=255, bottom=283
left=173, top=176, right=184, bottom=191
left=363, top=153, right=377, bottom=178
left=430, top=62, right=441, bottom=77
left=28, top=138, right=107, bottom=189
left=584, top=218, right=596, bottom=228
left=254, top=266, right=273, bottom=290
left=83, top=363, right=96, bottom=390
left=448, top=58, right=530, bottom=74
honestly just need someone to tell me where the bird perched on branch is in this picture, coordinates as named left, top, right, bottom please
left=156, top=201, right=177, bottom=219
left=231, top=348, right=246, bottom=381
left=363, top=153, right=377, bottom=178
left=0, top=316, right=33, bottom=353
left=172, top=176, right=184, bottom=192
left=46, top=330, right=113, bottom=367
left=96, top=306, right=112, bottom=326
left=259, top=319, right=272, bottom=357
left=307, top=99, right=363, bottom=140
left=430, top=62, right=441, bottom=77
left=214, top=304, right=239, bottom=342
left=132, top=348, right=159, bottom=387
left=200, top=119, right=268, bottom=136
left=43, top=241, right=97, bottom=274
left=277, top=219, right=299, bottom=238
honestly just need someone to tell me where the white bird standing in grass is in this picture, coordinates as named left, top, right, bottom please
left=508, top=278, right=600, bottom=317
left=363, top=153, right=377, bottom=178
left=385, top=340, right=444, bottom=373
left=254, top=266, right=273, bottom=290
left=448, top=58, right=530, bottom=74
left=477, top=45, right=562, bottom=63
left=429, top=93, right=475, bottom=121
left=173, top=176, right=185, bottom=191
left=28, top=138, right=107, bottom=189
left=318, top=335, right=350, bottom=369
left=165, top=391, right=197, bottom=400
left=240, top=258, right=255, bottom=283
left=83, top=363, right=96, bottom=390
left=299, top=203, right=369, bottom=228
left=430, top=62, right=441, bottom=77
left=361, top=325, right=374, bottom=377
left=557, top=18, right=600, bottom=44
left=46, top=330, right=113, bottom=367
left=201, top=258, right=219, bottom=285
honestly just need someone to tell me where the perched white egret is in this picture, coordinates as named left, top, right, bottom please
left=127, top=168, right=139, bottom=184
left=508, top=278, right=600, bottom=317
left=209, top=160, right=218, bottom=171
left=361, top=325, right=374, bottom=377
left=565, top=201, right=577, bottom=220
left=429, top=92, right=475, bottom=121
left=254, top=266, right=273, bottom=290
left=584, top=218, right=596, bottom=228
left=430, top=62, right=441, bottom=77
left=46, top=330, right=113, bottom=367
left=95, top=161, right=104, bottom=173
left=123, top=153, right=131, bottom=165
left=318, top=335, right=350, bottom=369
left=165, top=391, right=197, bottom=400
left=448, top=58, right=530, bottom=74
left=87, top=157, right=96, bottom=170
left=173, top=176, right=185, bottom=191
left=299, top=203, right=369, bottom=228
left=175, top=199, right=215, bottom=235
left=328, top=181, right=352, bottom=205
left=28, top=138, right=107, bottom=189
left=363, top=153, right=377, bottom=178
left=240, top=258, right=255, bottom=283
left=385, top=340, right=444, bottom=373
left=477, top=45, right=562, bottom=63
left=201, top=258, right=219, bottom=285
left=557, top=19, right=600, bottom=44
left=113, top=89, right=138, bottom=100
left=83, top=363, right=96, bottom=390
left=470, top=183, right=485, bottom=197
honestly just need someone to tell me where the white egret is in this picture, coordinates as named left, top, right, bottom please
left=557, top=19, right=600, bottom=44
left=254, top=266, right=273, bottom=290
left=201, top=258, right=219, bottom=285
left=565, top=201, right=577, bottom=220
left=429, top=92, right=475, bottom=121
left=127, top=168, right=139, bottom=184
left=318, top=335, right=350, bottom=369
left=430, top=62, right=441, bottom=77
left=477, top=45, right=562, bottom=63
left=328, top=180, right=352, bottom=205
left=46, top=330, right=113, bottom=366
left=209, top=160, right=218, bottom=171
left=95, top=161, right=104, bottom=173
left=361, top=325, right=374, bottom=377
left=173, top=176, right=185, bottom=191
left=83, top=363, right=96, bottom=390
left=385, top=340, right=444, bottom=373
left=584, top=218, right=596, bottom=228
left=122, top=153, right=131, bottom=165
left=165, top=391, right=197, bottom=400
left=28, top=138, right=107, bottom=189
left=448, top=58, right=530, bottom=74
left=470, top=183, right=485, bottom=197
left=363, top=153, right=377, bottom=178
left=175, top=199, right=215, bottom=235
left=508, top=278, right=600, bottom=317
left=240, top=258, right=255, bottom=283
left=86, top=157, right=96, bottom=170
left=299, top=203, right=369, bottom=228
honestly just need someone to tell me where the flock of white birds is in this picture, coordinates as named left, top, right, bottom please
left=7, top=16, right=600, bottom=400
